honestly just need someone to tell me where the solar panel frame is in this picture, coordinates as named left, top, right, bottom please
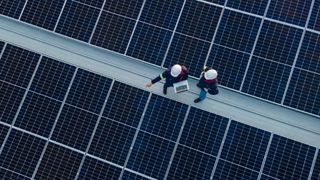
left=226, top=0, right=268, bottom=16
left=0, top=0, right=27, bottom=19
left=0, top=167, right=31, bottom=180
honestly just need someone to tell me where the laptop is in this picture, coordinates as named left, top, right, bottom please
left=173, top=80, right=189, bottom=93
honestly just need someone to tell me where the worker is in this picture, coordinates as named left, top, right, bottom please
left=194, top=66, right=219, bottom=103
left=146, top=64, right=188, bottom=94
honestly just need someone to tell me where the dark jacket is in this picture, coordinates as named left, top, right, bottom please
left=151, top=66, right=188, bottom=86
left=198, top=73, right=219, bottom=95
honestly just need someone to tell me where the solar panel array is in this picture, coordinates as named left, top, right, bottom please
left=1, top=0, right=319, bottom=116
left=1, top=42, right=319, bottom=179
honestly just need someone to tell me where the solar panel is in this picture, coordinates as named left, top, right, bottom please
left=0, top=81, right=25, bottom=124
left=0, top=129, right=46, bottom=178
left=167, top=145, right=216, bottom=179
left=308, top=1, right=320, bottom=31
left=140, top=94, right=188, bottom=141
left=74, top=0, right=105, bottom=8
left=207, top=44, right=250, bottom=90
left=0, top=0, right=26, bottom=19
left=0, top=124, right=9, bottom=147
left=260, top=174, right=278, bottom=180
left=126, top=131, right=175, bottom=179
left=90, top=11, right=136, bottom=53
left=0, top=44, right=40, bottom=88
left=179, top=107, right=228, bottom=156
left=220, top=121, right=271, bottom=171
left=312, top=151, right=320, bottom=180
left=263, top=134, right=316, bottom=180
left=55, top=1, right=100, bottom=42
left=78, top=156, right=121, bottom=179
left=126, top=22, right=172, bottom=66
left=226, top=0, right=268, bottom=16
left=267, top=0, right=312, bottom=27
left=122, top=171, right=150, bottom=180
left=0, top=167, right=30, bottom=180
left=14, top=92, right=62, bottom=137
left=20, top=0, right=65, bottom=31
left=103, top=0, right=144, bottom=19
left=35, top=143, right=83, bottom=180
left=283, top=68, right=320, bottom=116
left=0, top=41, right=4, bottom=51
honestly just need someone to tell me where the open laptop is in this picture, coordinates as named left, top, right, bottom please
left=173, top=80, right=189, bottom=93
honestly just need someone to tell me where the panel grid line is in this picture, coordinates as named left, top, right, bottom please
left=257, top=133, right=274, bottom=180
left=0, top=42, right=7, bottom=58
left=308, top=148, right=319, bottom=179
left=281, top=0, right=316, bottom=104
left=17, top=0, right=29, bottom=20
left=0, top=54, right=42, bottom=155
left=0, top=166, right=31, bottom=179
left=88, top=0, right=107, bottom=43
left=53, top=0, right=67, bottom=32
left=31, top=68, right=78, bottom=179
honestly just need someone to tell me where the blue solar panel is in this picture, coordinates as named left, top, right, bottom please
left=179, top=107, right=228, bottom=156
left=0, top=44, right=40, bottom=88
left=221, top=121, right=271, bottom=171
left=126, top=131, right=175, bottom=179
left=78, top=156, right=121, bottom=179
left=140, top=94, right=188, bottom=141
left=20, top=0, right=65, bottom=30
left=139, top=0, right=184, bottom=30
left=55, top=1, right=100, bottom=42
left=308, top=1, right=320, bottom=31
left=284, top=68, right=320, bottom=116
left=0, top=168, right=30, bottom=180
left=0, top=129, right=46, bottom=178
left=89, top=117, right=136, bottom=165
left=213, top=159, right=259, bottom=180
left=15, top=92, right=61, bottom=137
left=297, top=31, right=320, bottom=74
left=263, top=135, right=316, bottom=180
left=122, top=171, right=150, bottom=180
left=51, top=104, right=99, bottom=151
left=226, top=0, right=268, bottom=15
left=103, top=0, right=144, bottom=19
left=254, top=20, right=303, bottom=66
left=35, top=143, right=83, bottom=180
left=312, top=151, right=320, bottom=180
left=267, top=0, right=312, bottom=27
left=242, top=56, right=291, bottom=103
left=66, top=69, right=112, bottom=114
left=102, top=81, right=149, bottom=128
left=0, top=0, right=26, bottom=19
left=90, top=11, right=136, bottom=53
left=176, top=0, right=222, bottom=41
left=74, top=0, right=105, bottom=8
left=0, top=81, right=25, bottom=124
left=168, top=145, right=216, bottom=179
left=207, top=44, right=250, bottom=90
left=260, top=174, right=278, bottom=180
left=126, top=22, right=172, bottom=66
left=164, top=33, right=211, bottom=77
left=0, top=124, right=9, bottom=147
left=215, top=10, right=261, bottom=53
left=30, top=57, right=76, bottom=101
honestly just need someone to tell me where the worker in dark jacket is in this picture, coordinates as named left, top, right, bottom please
left=146, top=64, right=188, bottom=94
left=194, top=66, right=219, bottom=103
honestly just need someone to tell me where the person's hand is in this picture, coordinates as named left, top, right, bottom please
left=146, top=81, right=152, bottom=88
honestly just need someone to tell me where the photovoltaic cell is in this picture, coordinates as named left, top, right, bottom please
left=0, top=0, right=26, bottom=19
left=30, top=57, right=76, bottom=101
left=73, top=0, right=105, bottom=8
left=207, top=45, right=250, bottom=90
left=20, top=0, right=65, bottom=30
left=122, top=171, right=150, bottom=180
left=260, top=174, right=278, bottom=180
left=312, top=151, right=320, bottom=180
left=308, top=1, right=320, bottom=31
left=296, top=31, right=320, bottom=74
left=0, top=129, right=46, bottom=178
left=52, top=104, right=99, bottom=151
left=176, top=0, right=222, bottom=41
left=226, top=0, right=268, bottom=15
left=254, top=20, right=302, bottom=66
left=0, top=124, right=9, bottom=146
left=0, top=81, right=25, bottom=124
left=102, top=81, right=149, bottom=128
left=0, top=168, right=30, bottom=180
left=0, top=44, right=40, bottom=88
left=55, top=1, right=100, bottom=42
left=89, top=117, right=136, bottom=165
left=215, top=10, right=261, bottom=53
left=242, top=56, right=291, bottom=103
left=103, top=0, right=143, bottom=19
left=164, top=33, right=211, bottom=77
left=66, top=69, right=112, bottom=114
left=91, top=11, right=136, bottom=54
left=127, top=131, right=175, bottom=179
left=35, top=143, right=83, bottom=180
left=267, top=0, right=312, bottom=27
left=168, top=145, right=216, bottom=180
left=127, top=22, right=172, bottom=66
left=283, top=68, right=320, bottom=116
left=213, top=159, right=259, bottom=180
left=263, top=135, right=316, bottom=180
left=78, top=156, right=121, bottom=179
left=140, top=94, right=188, bottom=141
left=179, top=107, right=228, bottom=156
left=221, top=121, right=271, bottom=171
left=139, top=0, right=184, bottom=30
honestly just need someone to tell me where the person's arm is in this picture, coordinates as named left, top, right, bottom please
left=146, top=71, right=167, bottom=87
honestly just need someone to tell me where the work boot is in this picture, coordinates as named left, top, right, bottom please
left=163, top=87, right=167, bottom=95
left=194, top=98, right=202, bottom=103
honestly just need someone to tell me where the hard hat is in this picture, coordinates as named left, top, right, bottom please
left=204, top=69, right=217, bottom=80
left=170, top=64, right=182, bottom=77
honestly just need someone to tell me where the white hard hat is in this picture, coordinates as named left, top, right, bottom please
left=204, top=69, right=217, bottom=80
left=170, top=64, right=182, bottom=77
